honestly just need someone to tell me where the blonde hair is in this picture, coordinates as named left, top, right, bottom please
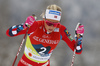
left=41, top=4, right=62, bottom=18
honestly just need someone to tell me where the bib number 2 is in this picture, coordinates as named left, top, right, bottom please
left=39, top=47, right=47, bottom=55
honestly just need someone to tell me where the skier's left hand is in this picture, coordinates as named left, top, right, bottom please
left=74, top=23, right=84, bottom=54
left=75, top=23, right=84, bottom=37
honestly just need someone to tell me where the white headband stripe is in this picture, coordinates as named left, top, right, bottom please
left=45, top=9, right=61, bottom=21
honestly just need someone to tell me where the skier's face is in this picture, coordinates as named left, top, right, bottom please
left=44, top=19, right=60, bottom=33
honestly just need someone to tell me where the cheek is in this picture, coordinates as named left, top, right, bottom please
left=44, top=22, right=49, bottom=29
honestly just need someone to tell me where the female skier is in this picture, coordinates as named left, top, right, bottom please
left=6, top=4, right=84, bottom=66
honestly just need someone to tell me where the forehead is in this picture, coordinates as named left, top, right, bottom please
left=46, top=19, right=59, bottom=23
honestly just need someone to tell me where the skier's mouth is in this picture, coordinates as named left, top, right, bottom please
left=48, top=29, right=53, bottom=31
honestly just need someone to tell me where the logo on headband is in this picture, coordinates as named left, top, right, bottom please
left=49, top=10, right=61, bottom=16
left=45, top=9, right=61, bottom=21
left=54, top=15, right=57, bottom=18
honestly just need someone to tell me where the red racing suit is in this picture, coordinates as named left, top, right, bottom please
left=6, top=20, right=82, bottom=66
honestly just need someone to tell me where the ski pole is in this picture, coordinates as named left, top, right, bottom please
left=12, top=14, right=36, bottom=66
left=70, top=23, right=81, bottom=66
left=12, top=27, right=29, bottom=66
left=70, top=36, right=79, bottom=66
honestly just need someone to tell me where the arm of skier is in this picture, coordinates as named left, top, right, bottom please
left=6, top=15, right=37, bottom=37
left=6, top=23, right=27, bottom=37
left=60, top=25, right=83, bottom=54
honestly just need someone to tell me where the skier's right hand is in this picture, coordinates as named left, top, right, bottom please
left=23, top=14, right=37, bottom=28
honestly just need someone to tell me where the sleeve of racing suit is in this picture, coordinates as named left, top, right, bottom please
left=60, top=25, right=82, bottom=54
left=6, top=21, right=38, bottom=37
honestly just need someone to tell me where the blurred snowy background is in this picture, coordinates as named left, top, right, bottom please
left=0, top=0, right=100, bottom=66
